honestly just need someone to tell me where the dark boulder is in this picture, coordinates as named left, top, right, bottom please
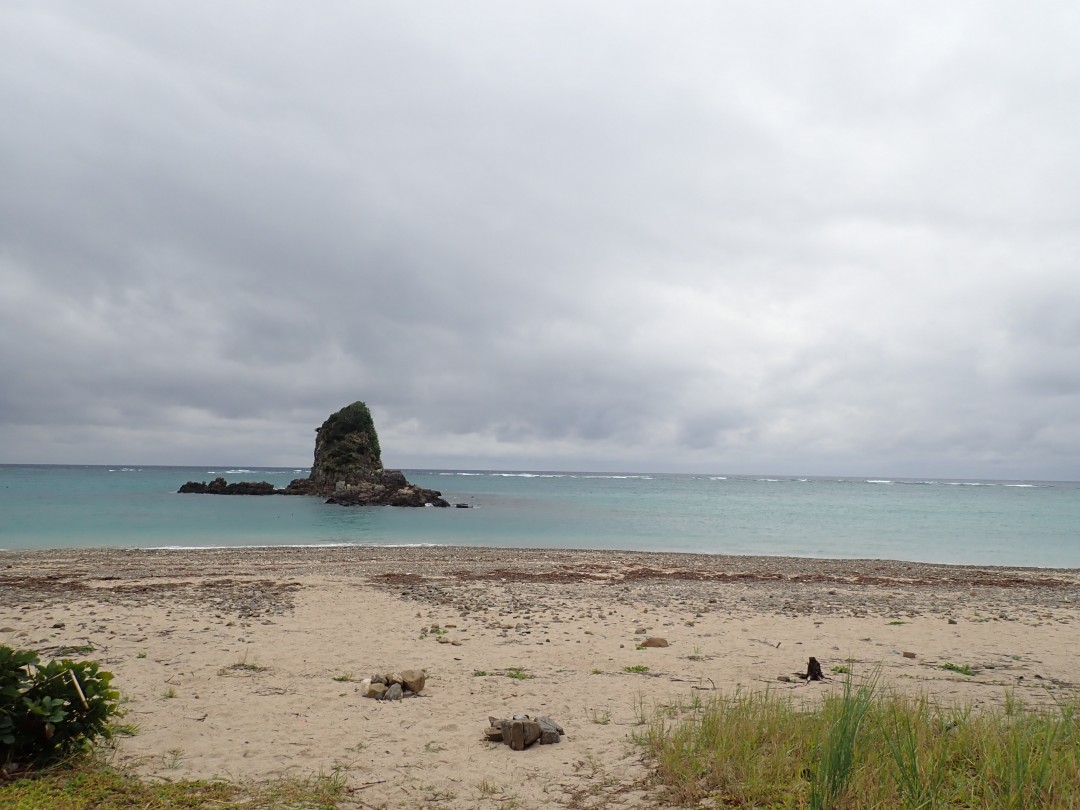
left=385, top=485, right=449, bottom=508
left=380, top=469, right=409, bottom=489
left=178, top=477, right=276, bottom=495
left=326, top=480, right=449, bottom=508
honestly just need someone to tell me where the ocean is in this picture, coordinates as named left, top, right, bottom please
left=0, top=465, right=1077, bottom=567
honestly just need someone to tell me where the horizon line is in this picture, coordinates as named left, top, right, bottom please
left=0, top=462, right=1075, bottom=485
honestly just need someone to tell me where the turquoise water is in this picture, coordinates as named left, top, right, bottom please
left=1, top=465, right=1078, bottom=567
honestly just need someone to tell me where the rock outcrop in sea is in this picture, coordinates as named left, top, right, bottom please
left=179, top=401, right=450, bottom=507
left=178, top=478, right=276, bottom=495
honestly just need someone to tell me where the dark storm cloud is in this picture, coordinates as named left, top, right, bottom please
left=1, top=2, right=1079, bottom=477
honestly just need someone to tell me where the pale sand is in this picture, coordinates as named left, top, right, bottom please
left=3, top=547, right=1079, bottom=808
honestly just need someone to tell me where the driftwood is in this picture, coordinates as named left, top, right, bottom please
left=797, top=656, right=825, bottom=681
left=484, top=714, right=565, bottom=750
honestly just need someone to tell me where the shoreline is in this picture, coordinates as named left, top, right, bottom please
left=4, top=545, right=1079, bottom=808
left=8, top=540, right=1080, bottom=570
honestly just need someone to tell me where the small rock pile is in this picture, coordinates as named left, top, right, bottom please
left=359, top=669, right=426, bottom=701
left=484, top=715, right=565, bottom=750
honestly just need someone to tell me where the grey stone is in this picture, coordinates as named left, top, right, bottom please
left=401, top=669, right=426, bottom=693
left=536, top=715, right=564, bottom=744
left=382, top=683, right=403, bottom=701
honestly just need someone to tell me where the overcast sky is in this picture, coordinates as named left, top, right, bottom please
left=2, top=2, right=1078, bottom=479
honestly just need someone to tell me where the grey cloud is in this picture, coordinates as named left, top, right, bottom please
left=1, top=2, right=1079, bottom=477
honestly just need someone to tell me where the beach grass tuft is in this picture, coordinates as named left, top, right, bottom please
left=0, top=757, right=348, bottom=809
left=641, top=680, right=1080, bottom=808
left=587, top=707, right=612, bottom=725
left=938, top=661, right=976, bottom=676
left=809, top=671, right=877, bottom=810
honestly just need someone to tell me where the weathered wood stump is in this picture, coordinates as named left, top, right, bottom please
left=799, top=656, right=825, bottom=681
left=484, top=715, right=565, bottom=749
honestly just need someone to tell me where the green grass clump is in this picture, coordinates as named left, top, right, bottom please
left=0, top=759, right=348, bottom=809
left=505, top=667, right=533, bottom=680
left=939, top=661, right=976, bottom=676
left=625, top=665, right=650, bottom=674
left=809, top=673, right=877, bottom=809
left=644, top=687, right=811, bottom=806
left=642, top=679, right=1080, bottom=808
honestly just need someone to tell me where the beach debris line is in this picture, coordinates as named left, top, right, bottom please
left=484, top=715, right=565, bottom=750
left=359, top=669, right=427, bottom=700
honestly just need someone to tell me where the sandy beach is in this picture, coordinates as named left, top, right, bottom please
left=3, top=546, right=1079, bottom=808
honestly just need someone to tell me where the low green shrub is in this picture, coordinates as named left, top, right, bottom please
left=1, top=645, right=121, bottom=771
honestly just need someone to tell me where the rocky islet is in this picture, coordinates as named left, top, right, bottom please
left=179, top=401, right=453, bottom=507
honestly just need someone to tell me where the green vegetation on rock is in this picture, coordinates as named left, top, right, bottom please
left=309, top=401, right=382, bottom=484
